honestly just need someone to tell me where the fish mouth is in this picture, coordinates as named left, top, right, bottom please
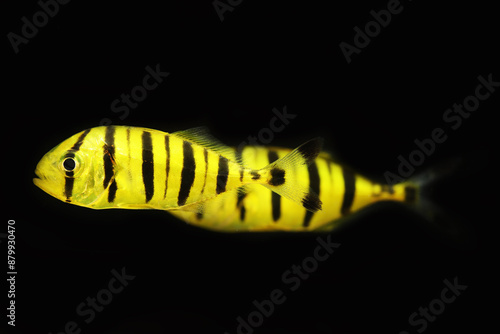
left=33, top=170, right=44, bottom=188
left=33, top=169, right=59, bottom=200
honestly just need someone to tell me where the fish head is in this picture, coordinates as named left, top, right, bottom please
left=33, top=129, right=101, bottom=207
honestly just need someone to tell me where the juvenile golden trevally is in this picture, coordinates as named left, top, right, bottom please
left=34, top=125, right=419, bottom=232
left=169, top=146, right=417, bottom=232
left=33, top=126, right=322, bottom=215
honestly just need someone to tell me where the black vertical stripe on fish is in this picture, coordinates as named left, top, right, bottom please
left=163, top=135, right=170, bottom=199
left=303, top=161, right=320, bottom=227
left=64, top=165, right=74, bottom=201
left=70, top=128, right=91, bottom=151
left=104, top=126, right=118, bottom=203
left=141, top=131, right=154, bottom=203
left=108, top=181, right=117, bottom=202
left=103, top=126, right=116, bottom=190
left=216, top=156, right=229, bottom=194
left=236, top=187, right=247, bottom=222
left=64, top=129, right=91, bottom=202
left=235, top=146, right=244, bottom=182
left=341, top=167, right=356, bottom=215
left=64, top=175, right=74, bottom=202
left=268, top=150, right=281, bottom=222
left=105, top=126, right=115, bottom=146
left=200, top=148, right=209, bottom=194
left=126, top=127, right=133, bottom=182
left=240, top=206, right=246, bottom=221
left=178, top=140, right=195, bottom=206
left=235, top=146, right=244, bottom=165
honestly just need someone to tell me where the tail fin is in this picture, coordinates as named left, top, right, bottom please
left=257, top=138, right=324, bottom=212
left=402, top=156, right=476, bottom=247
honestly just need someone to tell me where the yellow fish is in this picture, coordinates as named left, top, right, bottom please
left=33, top=126, right=322, bottom=213
left=170, top=146, right=416, bottom=232
left=33, top=125, right=417, bottom=232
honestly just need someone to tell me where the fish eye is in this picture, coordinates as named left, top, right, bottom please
left=60, top=152, right=84, bottom=176
left=63, top=157, right=77, bottom=172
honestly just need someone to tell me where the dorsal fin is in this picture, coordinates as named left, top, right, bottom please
left=172, top=127, right=238, bottom=162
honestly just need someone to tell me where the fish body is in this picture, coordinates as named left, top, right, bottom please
left=170, top=146, right=414, bottom=232
left=34, top=126, right=322, bottom=215
left=34, top=125, right=416, bottom=232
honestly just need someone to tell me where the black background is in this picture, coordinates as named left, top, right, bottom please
left=4, top=0, right=498, bottom=333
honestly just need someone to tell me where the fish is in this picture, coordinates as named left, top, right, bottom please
left=169, top=145, right=417, bottom=232
left=33, top=124, right=421, bottom=232
left=33, top=126, right=323, bottom=215
left=34, top=125, right=471, bottom=243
